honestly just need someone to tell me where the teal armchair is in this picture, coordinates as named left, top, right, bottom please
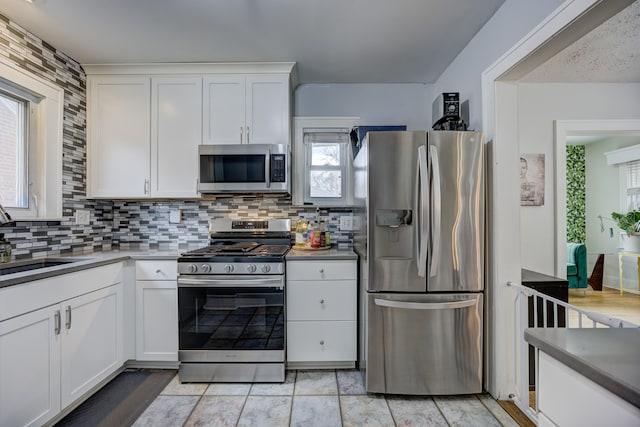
left=566, top=243, right=588, bottom=289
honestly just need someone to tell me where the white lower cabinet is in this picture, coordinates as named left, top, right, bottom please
left=286, top=259, right=357, bottom=366
left=0, top=282, right=123, bottom=427
left=0, top=305, right=60, bottom=427
left=0, top=263, right=124, bottom=427
left=135, top=261, right=178, bottom=362
left=538, top=350, right=640, bottom=426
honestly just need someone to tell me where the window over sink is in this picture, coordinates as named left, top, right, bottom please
left=0, top=56, right=63, bottom=220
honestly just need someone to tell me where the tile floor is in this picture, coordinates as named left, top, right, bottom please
left=133, top=370, right=519, bottom=427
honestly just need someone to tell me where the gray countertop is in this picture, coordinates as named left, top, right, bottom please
left=286, top=247, right=358, bottom=261
left=0, top=249, right=181, bottom=288
left=525, top=328, right=640, bottom=408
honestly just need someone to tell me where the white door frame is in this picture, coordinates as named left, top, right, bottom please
left=480, top=0, right=633, bottom=398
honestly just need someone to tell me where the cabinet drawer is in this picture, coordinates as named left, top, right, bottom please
left=286, top=260, right=356, bottom=281
left=287, top=321, right=356, bottom=362
left=135, top=261, right=177, bottom=281
left=287, top=281, right=356, bottom=321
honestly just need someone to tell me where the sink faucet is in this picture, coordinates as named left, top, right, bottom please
left=0, top=203, right=15, bottom=226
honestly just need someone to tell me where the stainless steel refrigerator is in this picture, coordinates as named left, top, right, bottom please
left=354, top=130, right=484, bottom=395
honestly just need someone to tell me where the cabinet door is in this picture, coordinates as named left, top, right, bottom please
left=0, top=305, right=61, bottom=427
left=287, top=321, right=356, bottom=362
left=203, top=75, right=246, bottom=144
left=151, top=77, right=202, bottom=197
left=135, top=280, right=178, bottom=361
left=87, top=76, right=151, bottom=197
left=245, top=74, right=290, bottom=145
left=60, top=284, right=123, bottom=408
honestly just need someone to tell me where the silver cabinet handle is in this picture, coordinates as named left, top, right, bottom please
left=320, top=299, right=325, bottom=304
left=65, top=305, right=72, bottom=330
left=374, top=298, right=476, bottom=310
left=246, top=126, right=250, bottom=144
left=319, top=268, right=325, bottom=274
left=144, top=179, right=150, bottom=195
left=54, top=310, right=61, bottom=335
left=319, top=340, right=325, bottom=345
left=240, top=126, right=243, bottom=144
left=156, top=269, right=162, bottom=274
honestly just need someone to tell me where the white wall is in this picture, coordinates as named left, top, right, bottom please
left=434, top=0, right=564, bottom=130
left=294, top=83, right=432, bottom=130
left=518, top=83, right=640, bottom=275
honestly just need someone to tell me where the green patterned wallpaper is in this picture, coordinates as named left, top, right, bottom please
left=566, top=145, right=586, bottom=243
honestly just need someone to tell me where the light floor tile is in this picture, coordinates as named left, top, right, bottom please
left=386, top=396, right=448, bottom=426
left=161, top=374, right=208, bottom=396
left=133, top=395, right=199, bottom=427
left=291, top=395, right=342, bottom=427
left=184, top=395, right=246, bottom=427
left=340, top=395, right=395, bottom=427
left=250, top=371, right=296, bottom=395
left=237, top=396, right=292, bottom=427
left=294, top=370, right=338, bottom=395
left=337, top=370, right=366, bottom=395
left=204, top=382, right=251, bottom=396
left=434, top=395, right=502, bottom=427
left=478, top=394, right=519, bottom=427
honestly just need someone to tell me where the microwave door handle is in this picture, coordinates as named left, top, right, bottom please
left=265, top=148, right=271, bottom=188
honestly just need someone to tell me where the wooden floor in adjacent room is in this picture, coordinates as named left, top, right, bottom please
left=568, top=286, right=640, bottom=325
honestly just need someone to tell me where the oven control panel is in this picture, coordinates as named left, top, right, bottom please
left=178, top=262, right=284, bottom=275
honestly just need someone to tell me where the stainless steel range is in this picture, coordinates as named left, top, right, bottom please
left=177, top=218, right=291, bottom=383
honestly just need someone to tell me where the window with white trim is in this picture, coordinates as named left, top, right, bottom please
left=625, top=159, right=640, bottom=210
left=0, top=89, right=30, bottom=210
left=293, top=117, right=358, bottom=207
left=0, top=57, right=63, bottom=220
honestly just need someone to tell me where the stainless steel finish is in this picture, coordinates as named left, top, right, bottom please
left=361, top=131, right=426, bottom=293
left=428, top=144, right=441, bottom=278
left=54, top=310, right=61, bottom=335
left=240, top=126, right=243, bottom=144
left=179, top=349, right=284, bottom=363
left=197, top=143, right=290, bottom=194
left=177, top=275, right=285, bottom=289
left=0, top=203, right=13, bottom=226
left=179, top=362, right=284, bottom=383
left=246, top=126, right=250, bottom=144
left=366, top=293, right=483, bottom=395
left=65, top=305, right=71, bottom=329
left=208, top=218, right=291, bottom=234
left=178, top=262, right=284, bottom=275
left=354, top=130, right=485, bottom=395
left=427, top=131, right=484, bottom=292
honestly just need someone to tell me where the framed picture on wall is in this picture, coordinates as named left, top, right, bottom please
left=520, top=153, right=545, bottom=206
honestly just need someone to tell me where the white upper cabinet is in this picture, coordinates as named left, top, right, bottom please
left=151, top=77, right=202, bottom=198
left=88, top=76, right=151, bottom=198
left=86, top=63, right=294, bottom=199
left=204, top=74, right=290, bottom=145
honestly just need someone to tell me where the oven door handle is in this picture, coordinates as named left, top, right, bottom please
left=178, top=276, right=284, bottom=289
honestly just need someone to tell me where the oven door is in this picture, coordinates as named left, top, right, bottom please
left=177, top=275, right=285, bottom=363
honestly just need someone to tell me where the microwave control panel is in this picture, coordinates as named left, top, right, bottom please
left=270, top=154, right=286, bottom=182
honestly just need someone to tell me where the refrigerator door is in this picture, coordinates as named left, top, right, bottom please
left=365, top=131, right=427, bottom=293
left=365, top=292, right=483, bottom=395
left=427, top=131, right=484, bottom=292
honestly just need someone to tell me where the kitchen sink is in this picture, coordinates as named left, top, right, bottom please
left=0, top=258, right=78, bottom=276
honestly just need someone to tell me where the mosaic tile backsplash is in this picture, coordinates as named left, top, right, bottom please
left=0, top=14, right=354, bottom=259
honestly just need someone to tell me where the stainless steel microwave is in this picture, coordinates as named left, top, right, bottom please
left=198, top=144, right=290, bottom=194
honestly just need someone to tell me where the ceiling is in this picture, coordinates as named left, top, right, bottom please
left=521, top=0, right=640, bottom=83
left=0, top=0, right=505, bottom=84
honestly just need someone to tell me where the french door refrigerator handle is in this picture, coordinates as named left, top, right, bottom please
left=429, top=144, right=441, bottom=277
left=374, top=298, right=476, bottom=310
left=416, top=145, right=428, bottom=277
